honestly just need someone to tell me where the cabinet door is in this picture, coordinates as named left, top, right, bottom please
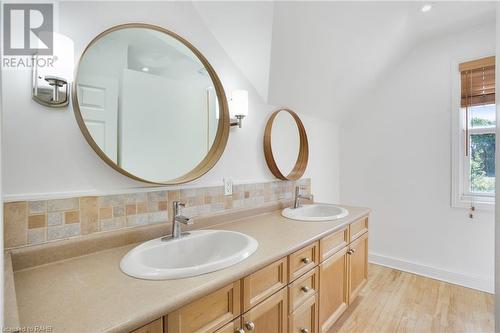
left=242, top=287, right=287, bottom=333
left=289, top=295, right=318, bottom=333
left=348, top=232, right=368, bottom=304
left=130, top=318, right=163, bottom=333
left=214, top=317, right=242, bottom=333
left=167, top=281, right=241, bottom=333
left=318, top=246, right=348, bottom=333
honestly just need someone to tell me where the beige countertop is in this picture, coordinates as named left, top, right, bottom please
left=12, top=205, right=369, bottom=333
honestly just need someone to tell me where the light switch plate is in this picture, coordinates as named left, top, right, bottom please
left=223, top=178, right=233, bottom=196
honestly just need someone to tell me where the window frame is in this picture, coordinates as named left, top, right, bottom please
left=451, top=56, right=496, bottom=211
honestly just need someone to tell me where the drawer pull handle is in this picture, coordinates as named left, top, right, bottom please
left=245, top=321, right=256, bottom=331
left=301, top=257, right=311, bottom=264
left=235, top=329, right=245, bottom=333
left=301, top=329, right=310, bottom=333
left=301, top=286, right=311, bottom=293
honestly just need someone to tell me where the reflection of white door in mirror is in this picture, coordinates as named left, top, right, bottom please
left=77, top=75, right=119, bottom=161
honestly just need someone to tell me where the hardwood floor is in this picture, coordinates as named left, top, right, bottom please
left=328, top=264, right=494, bottom=333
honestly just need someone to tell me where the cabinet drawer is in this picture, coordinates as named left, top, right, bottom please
left=130, top=318, right=163, bottom=333
left=288, top=266, right=319, bottom=314
left=289, top=295, right=318, bottom=333
left=242, top=257, right=288, bottom=312
left=320, top=227, right=348, bottom=261
left=167, top=281, right=240, bottom=333
left=288, top=242, right=319, bottom=282
left=349, top=217, right=368, bottom=242
left=242, top=287, right=288, bottom=333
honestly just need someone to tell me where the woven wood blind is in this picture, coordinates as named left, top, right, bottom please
left=460, top=56, right=495, bottom=107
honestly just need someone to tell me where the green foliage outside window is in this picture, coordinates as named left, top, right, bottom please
left=470, top=125, right=495, bottom=193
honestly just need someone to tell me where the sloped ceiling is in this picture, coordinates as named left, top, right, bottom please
left=192, top=2, right=495, bottom=120
left=267, top=1, right=496, bottom=121
left=193, top=1, right=274, bottom=102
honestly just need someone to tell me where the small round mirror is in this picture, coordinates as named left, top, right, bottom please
left=263, top=108, right=309, bottom=180
left=73, top=24, right=229, bottom=184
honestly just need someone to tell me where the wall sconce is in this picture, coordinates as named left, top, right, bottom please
left=230, top=90, right=248, bottom=128
left=32, top=32, right=74, bottom=107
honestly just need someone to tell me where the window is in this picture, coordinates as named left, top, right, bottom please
left=453, top=56, right=496, bottom=208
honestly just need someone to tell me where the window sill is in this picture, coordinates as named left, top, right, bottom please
left=452, top=195, right=495, bottom=211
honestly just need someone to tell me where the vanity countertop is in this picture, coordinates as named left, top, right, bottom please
left=12, top=205, right=369, bottom=333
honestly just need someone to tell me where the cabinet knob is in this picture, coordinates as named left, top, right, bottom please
left=347, top=249, right=354, bottom=255
left=301, top=286, right=311, bottom=293
left=245, top=321, right=256, bottom=331
left=301, top=329, right=310, bottom=333
left=302, top=257, right=311, bottom=264
left=235, top=329, right=245, bottom=333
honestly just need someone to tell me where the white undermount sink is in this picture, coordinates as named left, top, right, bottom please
left=120, top=230, right=258, bottom=280
left=282, top=204, right=349, bottom=221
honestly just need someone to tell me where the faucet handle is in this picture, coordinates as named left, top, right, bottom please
left=173, top=201, right=186, bottom=210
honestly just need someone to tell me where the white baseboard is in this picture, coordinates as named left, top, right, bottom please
left=369, top=252, right=494, bottom=294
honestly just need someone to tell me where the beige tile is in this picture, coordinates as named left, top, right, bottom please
left=113, top=206, right=125, bottom=217
left=47, top=198, right=79, bottom=212
left=136, top=202, right=147, bottom=214
left=4, top=202, right=28, bottom=248
left=127, top=214, right=148, bottom=227
left=158, top=201, right=168, bottom=211
left=98, top=195, right=124, bottom=207
left=80, top=197, right=98, bottom=235
left=28, top=228, right=46, bottom=245
left=64, top=211, right=80, bottom=224
left=126, top=204, right=137, bottom=216
left=99, top=207, right=112, bottom=219
left=28, top=201, right=46, bottom=214
left=100, top=217, right=125, bottom=231
left=47, top=224, right=80, bottom=241
left=28, top=214, right=46, bottom=229
left=47, top=212, right=63, bottom=226
left=224, top=196, right=233, bottom=210
left=167, top=190, right=180, bottom=202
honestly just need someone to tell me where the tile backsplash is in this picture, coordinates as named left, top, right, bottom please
left=4, top=179, right=311, bottom=249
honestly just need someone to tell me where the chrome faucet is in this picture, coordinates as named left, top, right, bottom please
left=293, top=186, right=313, bottom=209
left=163, top=201, right=192, bottom=241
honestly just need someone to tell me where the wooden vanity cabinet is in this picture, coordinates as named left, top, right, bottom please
left=318, top=246, right=349, bottom=333
left=348, top=232, right=368, bottom=304
left=130, top=318, right=163, bottom=333
left=154, top=216, right=369, bottom=333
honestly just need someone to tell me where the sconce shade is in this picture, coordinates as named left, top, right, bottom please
left=231, top=89, right=248, bottom=117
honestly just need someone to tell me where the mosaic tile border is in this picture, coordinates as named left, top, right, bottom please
left=4, top=179, right=311, bottom=249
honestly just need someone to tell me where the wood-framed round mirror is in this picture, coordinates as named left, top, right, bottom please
left=263, top=108, right=309, bottom=180
left=72, top=23, right=230, bottom=184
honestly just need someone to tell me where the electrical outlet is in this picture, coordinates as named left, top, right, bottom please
left=223, top=178, right=233, bottom=196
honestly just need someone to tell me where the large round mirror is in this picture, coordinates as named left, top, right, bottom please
left=73, top=24, right=229, bottom=184
left=263, top=108, right=309, bottom=180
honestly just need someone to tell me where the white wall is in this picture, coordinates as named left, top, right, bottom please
left=340, top=22, right=496, bottom=292
left=1, top=1, right=340, bottom=204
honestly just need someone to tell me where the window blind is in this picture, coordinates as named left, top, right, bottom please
left=460, top=56, right=495, bottom=107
